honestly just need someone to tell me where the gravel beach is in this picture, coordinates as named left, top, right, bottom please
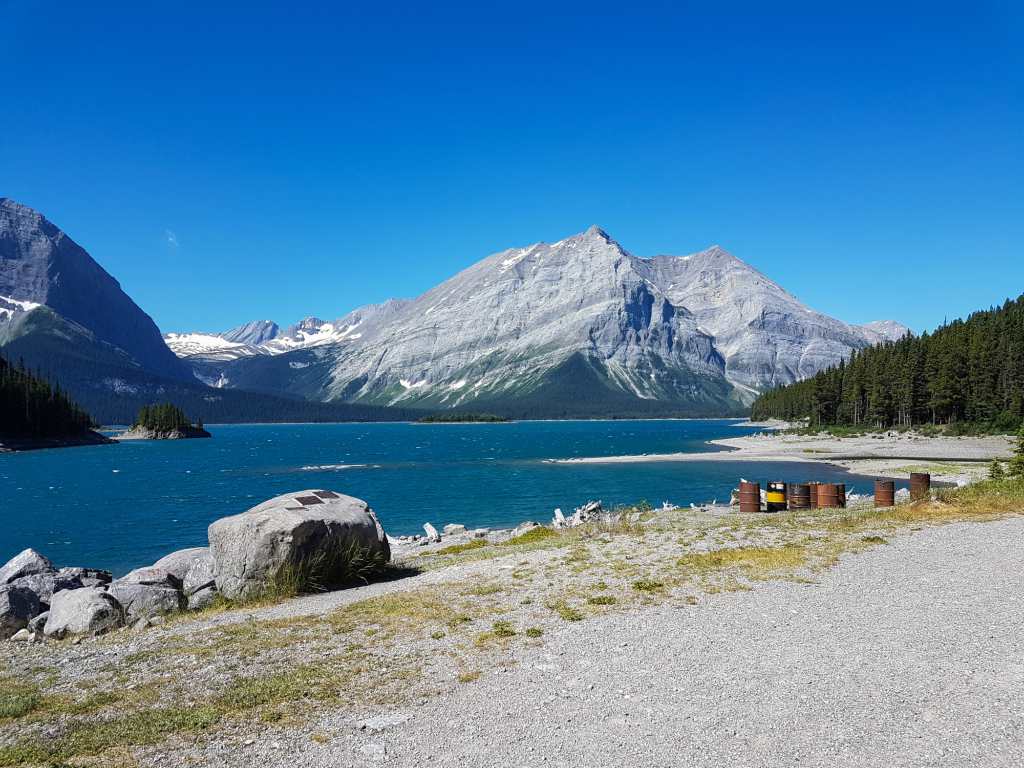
left=181, top=516, right=1024, bottom=767
left=4, top=487, right=1022, bottom=768
left=553, top=428, right=1014, bottom=486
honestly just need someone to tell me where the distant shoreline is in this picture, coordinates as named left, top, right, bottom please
left=549, top=430, right=1014, bottom=486
left=0, top=431, right=115, bottom=453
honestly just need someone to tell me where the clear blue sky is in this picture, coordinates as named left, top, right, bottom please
left=2, top=1, right=1021, bottom=334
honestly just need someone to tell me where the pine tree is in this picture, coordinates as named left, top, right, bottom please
left=1009, top=428, right=1024, bottom=478
left=989, top=459, right=1005, bottom=480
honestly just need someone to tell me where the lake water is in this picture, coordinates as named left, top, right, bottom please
left=0, top=420, right=877, bottom=575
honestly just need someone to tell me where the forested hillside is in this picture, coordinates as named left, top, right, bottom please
left=0, top=356, right=95, bottom=438
left=751, top=295, right=1024, bottom=432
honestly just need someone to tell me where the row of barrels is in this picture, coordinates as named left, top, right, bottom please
left=739, top=473, right=931, bottom=513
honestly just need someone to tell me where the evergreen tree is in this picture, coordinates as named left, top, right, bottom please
left=1009, top=428, right=1024, bottom=478
left=751, top=293, right=1024, bottom=434
left=0, top=354, right=95, bottom=438
left=989, top=459, right=1005, bottom=480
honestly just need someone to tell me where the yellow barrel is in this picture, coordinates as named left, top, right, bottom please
left=765, top=481, right=787, bottom=513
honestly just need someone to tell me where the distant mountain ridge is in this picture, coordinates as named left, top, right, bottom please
left=168, top=226, right=909, bottom=416
left=0, top=197, right=192, bottom=381
left=0, top=199, right=423, bottom=424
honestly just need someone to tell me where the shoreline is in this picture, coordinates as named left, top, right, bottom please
left=550, top=430, right=1015, bottom=486
left=0, top=431, right=115, bottom=453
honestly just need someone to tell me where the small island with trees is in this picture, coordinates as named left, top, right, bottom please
left=0, top=356, right=113, bottom=451
left=118, top=403, right=212, bottom=440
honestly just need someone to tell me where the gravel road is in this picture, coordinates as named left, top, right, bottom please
left=181, top=516, right=1024, bottom=767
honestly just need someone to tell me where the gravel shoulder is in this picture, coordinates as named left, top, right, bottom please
left=3, top=487, right=1022, bottom=768
left=186, top=516, right=1024, bottom=768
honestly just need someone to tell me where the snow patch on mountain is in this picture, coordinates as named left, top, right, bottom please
left=0, top=295, right=41, bottom=321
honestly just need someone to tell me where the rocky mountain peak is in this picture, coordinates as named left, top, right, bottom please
left=1, top=198, right=193, bottom=381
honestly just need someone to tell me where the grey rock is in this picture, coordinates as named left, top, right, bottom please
left=58, top=567, right=113, bottom=588
left=0, top=548, right=54, bottom=585
left=1, top=585, right=42, bottom=639
left=9, top=628, right=31, bottom=642
left=44, top=588, right=124, bottom=638
left=119, top=565, right=182, bottom=589
left=152, top=547, right=212, bottom=590
left=208, top=489, right=390, bottom=600
left=187, top=585, right=218, bottom=611
left=443, top=524, right=467, bottom=536
left=106, top=582, right=186, bottom=621
left=357, top=712, right=412, bottom=732
left=422, top=523, right=441, bottom=542
left=10, top=570, right=84, bottom=606
left=28, top=611, right=49, bottom=633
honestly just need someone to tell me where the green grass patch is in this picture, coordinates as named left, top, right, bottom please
left=548, top=600, right=584, bottom=622
left=435, top=539, right=488, bottom=556
left=504, top=526, right=559, bottom=545
left=632, top=579, right=665, bottom=593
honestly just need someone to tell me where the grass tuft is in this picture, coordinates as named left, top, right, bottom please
left=632, top=579, right=665, bottom=593
left=548, top=600, right=584, bottom=622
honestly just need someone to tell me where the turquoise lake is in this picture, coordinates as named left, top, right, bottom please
left=0, top=420, right=876, bottom=575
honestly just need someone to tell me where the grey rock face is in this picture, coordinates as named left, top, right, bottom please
left=208, top=489, right=390, bottom=600
left=1, top=584, right=42, bottom=639
left=0, top=198, right=192, bottom=381
left=44, top=587, right=125, bottom=638
left=169, top=227, right=906, bottom=410
left=0, top=548, right=54, bottom=584
left=220, top=320, right=280, bottom=345
left=106, top=582, right=186, bottom=621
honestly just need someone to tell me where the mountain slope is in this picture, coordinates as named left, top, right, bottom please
left=0, top=199, right=420, bottom=424
left=0, top=198, right=193, bottom=381
left=172, top=227, right=906, bottom=415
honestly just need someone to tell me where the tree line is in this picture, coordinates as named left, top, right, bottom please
left=0, top=355, right=95, bottom=438
left=751, top=294, right=1024, bottom=432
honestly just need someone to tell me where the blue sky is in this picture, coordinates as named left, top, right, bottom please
left=2, top=1, right=1021, bottom=334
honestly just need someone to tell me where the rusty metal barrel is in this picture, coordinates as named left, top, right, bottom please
left=808, top=481, right=820, bottom=508
left=910, top=472, right=931, bottom=501
left=766, top=481, right=787, bottom=512
left=817, top=482, right=839, bottom=509
left=739, top=480, right=761, bottom=513
left=874, top=479, right=895, bottom=507
left=788, top=483, right=811, bottom=510
left=835, top=483, right=847, bottom=509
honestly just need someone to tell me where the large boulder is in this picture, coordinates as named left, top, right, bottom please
left=153, top=547, right=213, bottom=591
left=208, top=489, right=390, bottom=600
left=0, top=548, right=54, bottom=585
left=1, top=585, right=42, bottom=639
left=106, top=582, right=185, bottom=621
left=9, top=570, right=84, bottom=607
left=44, top=588, right=124, bottom=638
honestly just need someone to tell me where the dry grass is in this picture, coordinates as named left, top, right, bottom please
left=677, top=544, right=810, bottom=579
